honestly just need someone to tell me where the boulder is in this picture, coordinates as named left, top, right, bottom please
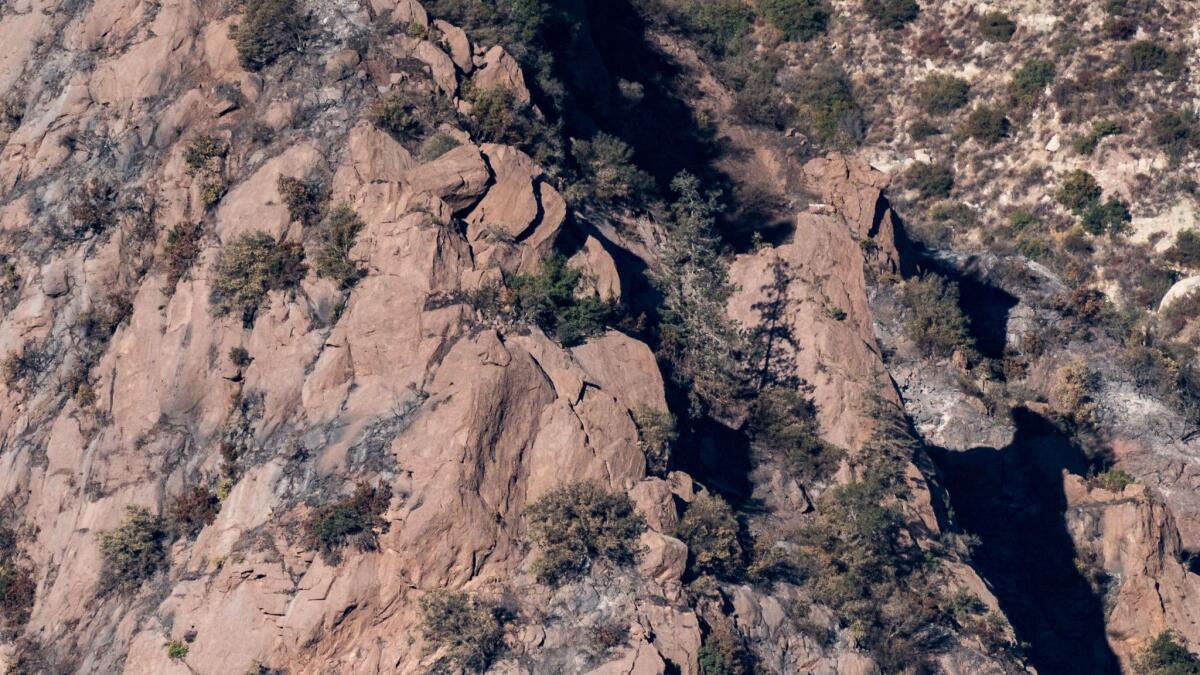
left=434, top=20, right=473, bottom=73
left=471, top=46, right=531, bottom=104
left=569, top=235, right=621, bottom=301
left=414, top=41, right=457, bottom=97
left=402, top=144, right=490, bottom=212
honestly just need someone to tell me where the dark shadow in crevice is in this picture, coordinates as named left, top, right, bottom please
left=929, top=408, right=1119, bottom=675
left=670, top=415, right=754, bottom=508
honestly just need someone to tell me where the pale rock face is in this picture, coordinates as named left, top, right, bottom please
left=472, top=45, right=532, bottom=103
left=435, top=19, right=474, bottom=73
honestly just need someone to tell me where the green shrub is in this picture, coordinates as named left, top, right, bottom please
left=304, top=483, right=391, bottom=562
left=1080, top=197, right=1131, bottom=237
left=276, top=175, right=324, bottom=226
left=525, top=482, right=645, bottom=586
left=570, top=132, right=653, bottom=203
left=750, top=386, right=844, bottom=482
left=963, top=105, right=1009, bottom=144
left=1092, top=469, right=1135, bottom=492
left=916, top=73, right=969, bottom=115
left=68, top=179, right=117, bottom=238
left=1055, top=170, right=1102, bottom=213
left=977, top=11, right=1016, bottom=42
left=759, top=0, right=830, bottom=42
left=166, top=640, right=189, bottom=660
left=681, top=0, right=756, bottom=54
left=1009, top=59, right=1055, bottom=104
left=1134, top=630, right=1200, bottom=674
left=372, top=91, right=422, bottom=140
left=1126, top=40, right=1183, bottom=76
left=862, top=0, right=919, bottom=29
left=904, top=162, right=954, bottom=199
left=1073, top=120, right=1121, bottom=155
left=311, top=204, right=366, bottom=288
left=420, top=133, right=462, bottom=161
left=210, top=232, right=307, bottom=326
left=234, top=0, right=307, bottom=71
left=505, top=254, right=616, bottom=347
left=97, top=506, right=167, bottom=593
left=697, top=620, right=752, bottom=675
left=675, top=493, right=743, bottom=580
left=163, top=221, right=204, bottom=292
left=632, top=405, right=677, bottom=476
left=1166, top=230, right=1200, bottom=268
left=167, top=485, right=221, bottom=539
left=468, top=86, right=529, bottom=145
left=902, top=273, right=974, bottom=358
left=795, top=66, right=863, bottom=145
left=1151, top=108, right=1200, bottom=159
left=420, top=592, right=508, bottom=672
left=183, top=135, right=226, bottom=176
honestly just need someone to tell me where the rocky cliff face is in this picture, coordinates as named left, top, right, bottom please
left=1, top=0, right=1199, bottom=673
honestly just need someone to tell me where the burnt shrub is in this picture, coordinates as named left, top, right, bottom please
left=977, top=11, right=1016, bottom=42
left=97, top=506, right=167, bottom=593
left=166, top=485, right=221, bottom=539
left=1166, top=230, right=1200, bottom=268
left=759, top=0, right=830, bottom=42
left=233, top=0, right=307, bottom=71
left=525, top=482, right=645, bottom=587
left=963, top=105, right=1009, bottom=145
left=904, top=162, right=954, bottom=199
left=862, top=0, right=918, bottom=29
left=420, top=592, right=509, bottom=672
left=916, top=73, right=969, bottom=115
left=68, top=179, right=117, bottom=238
left=163, top=221, right=204, bottom=292
left=674, top=492, right=743, bottom=580
left=310, top=204, right=366, bottom=289
left=304, top=483, right=391, bottom=562
left=901, top=273, right=975, bottom=358
left=2, top=341, right=50, bottom=392
left=210, top=232, right=306, bottom=326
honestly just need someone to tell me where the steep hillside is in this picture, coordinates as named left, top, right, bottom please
left=0, top=0, right=1199, bottom=674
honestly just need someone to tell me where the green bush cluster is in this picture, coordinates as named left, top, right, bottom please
left=505, top=254, right=616, bottom=347
left=311, top=204, right=366, bottom=289
left=759, top=0, right=830, bottom=42
left=916, top=73, right=970, bottom=115
left=795, top=66, right=863, bottom=146
left=277, top=175, right=324, bottom=226
left=420, top=133, right=461, bottom=161
left=1080, top=197, right=1131, bottom=236
left=678, top=0, right=755, bottom=55
left=210, top=231, right=307, bottom=326
left=904, top=162, right=954, bottom=199
left=750, top=386, right=843, bottom=482
left=1055, top=170, right=1130, bottom=236
left=233, top=0, right=307, bottom=71
left=901, top=273, right=975, bottom=358
left=1151, top=108, right=1200, bottom=160
left=1055, top=170, right=1102, bottom=212
left=570, top=132, right=654, bottom=203
left=304, top=483, right=391, bottom=562
left=525, top=482, right=645, bottom=587
left=963, top=105, right=1009, bottom=145
left=977, top=12, right=1016, bottom=42
left=166, top=640, right=189, bottom=660
left=1134, top=630, right=1200, bottom=674
left=183, top=135, right=226, bottom=176
left=862, top=0, right=919, bottom=29
left=1009, top=59, right=1055, bottom=104
left=97, top=506, right=167, bottom=593
left=1073, top=120, right=1121, bottom=155
left=419, top=592, right=509, bottom=672
left=675, top=493, right=743, bottom=580
left=1126, top=40, right=1185, bottom=78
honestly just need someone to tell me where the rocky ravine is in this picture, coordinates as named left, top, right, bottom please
left=0, top=0, right=1199, bottom=674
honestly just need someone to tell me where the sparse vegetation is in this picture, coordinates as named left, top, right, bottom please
left=310, top=204, right=366, bottom=289
left=1009, top=59, right=1055, bottom=106
left=166, top=485, right=221, bottom=539
left=97, top=506, right=167, bottom=593
left=525, top=482, right=645, bottom=587
left=1092, top=469, right=1135, bottom=492
left=901, top=273, right=975, bottom=358
left=68, top=179, right=117, bottom=238
left=750, top=386, right=844, bottom=482
left=3, top=341, right=50, bottom=393
left=0, top=524, right=35, bottom=631
left=916, top=73, right=969, bottom=115
left=210, top=232, right=306, bottom=326
left=1151, top=108, right=1200, bottom=159
left=183, top=135, right=226, bottom=176
left=1166, top=230, right=1200, bottom=268
left=420, top=592, right=509, bottom=673
left=166, top=640, right=189, bottom=660
left=277, top=175, right=324, bottom=226
left=675, top=493, right=743, bottom=580
left=304, top=483, right=391, bottom=562
left=420, top=132, right=461, bottom=161
left=233, top=0, right=307, bottom=71
left=1074, top=120, right=1121, bottom=155
left=977, top=12, right=1016, bottom=42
